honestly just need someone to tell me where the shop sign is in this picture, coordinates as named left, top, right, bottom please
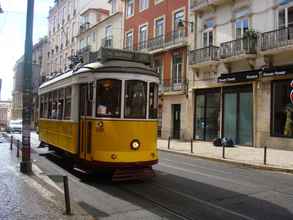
left=262, top=70, right=287, bottom=77
left=218, top=71, right=260, bottom=83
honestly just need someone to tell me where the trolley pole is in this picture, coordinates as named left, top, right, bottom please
left=20, top=0, right=34, bottom=174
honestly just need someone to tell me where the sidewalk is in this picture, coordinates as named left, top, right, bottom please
left=158, top=139, right=293, bottom=173
left=0, top=139, right=93, bottom=220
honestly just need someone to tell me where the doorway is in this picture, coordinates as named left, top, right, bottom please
left=223, top=86, right=252, bottom=146
left=172, top=104, right=181, bottom=139
left=194, top=89, right=220, bottom=141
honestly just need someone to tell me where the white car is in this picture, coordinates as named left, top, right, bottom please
left=7, top=120, right=22, bottom=133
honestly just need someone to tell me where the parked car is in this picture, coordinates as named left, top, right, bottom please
left=7, top=120, right=22, bottom=133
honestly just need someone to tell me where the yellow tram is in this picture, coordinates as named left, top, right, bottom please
left=38, top=48, right=159, bottom=179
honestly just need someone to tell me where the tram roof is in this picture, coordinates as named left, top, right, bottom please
left=39, top=59, right=158, bottom=89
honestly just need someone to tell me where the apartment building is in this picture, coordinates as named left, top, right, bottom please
left=12, top=38, right=48, bottom=127
left=0, top=101, right=11, bottom=130
left=123, top=0, right=190, bottom=139
left=46, top=0, right=110, bottom=77
left=188, top=0, right=293, bottom=149
left=76, top=0, right=124, bottom=64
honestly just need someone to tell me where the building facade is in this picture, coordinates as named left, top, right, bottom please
left=76, top=0, right=124, bottom=64
left=0, top=101, right=11, bottom=130
left=188, top=0, right=293, bottom=149
left=46, top=0, right=110, bottom=77
left=123, top=0, right=190, bottom=139
left=12, top=37, right=48, bottom=127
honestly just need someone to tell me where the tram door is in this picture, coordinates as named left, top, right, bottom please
left=79, top=83, right=93, bottom=160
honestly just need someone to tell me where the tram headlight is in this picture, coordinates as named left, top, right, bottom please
left=130, top=139, right=140, bottom=150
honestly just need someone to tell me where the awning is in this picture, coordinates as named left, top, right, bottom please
left=261, top=64, right=293, bottom=77
left=218, top=69, right=260, bottom=83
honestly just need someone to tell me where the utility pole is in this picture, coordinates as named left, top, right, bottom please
left=20, top=0, right=34, bottom=174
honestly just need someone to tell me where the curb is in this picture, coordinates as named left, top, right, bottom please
left=159, top=148, right=293, bottom=174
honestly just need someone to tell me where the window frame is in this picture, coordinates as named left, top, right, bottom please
left=171, top=52, right=183, bottom=84
left=139, top=0, right=149, bottom=12
left=124, top=80, right=148, bottom=119
left=125, top=30, right=134, bottom=50
left=277, top=3, right=293, bottom=29
left=154, top=16, right=165, bottom=38
left=202, top=19, right=215, bottom=47
left=139, top=23, right=148, bottom=49
left=271, top=79, right=293, bottom=138
left=64, top=86, right=72, bottom=120
left=96, top=79, right=122, bottom=118
left=126, top=0, right=134, bottom=18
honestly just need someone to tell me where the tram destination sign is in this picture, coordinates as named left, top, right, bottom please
left=97, top=47, right=152, bottom=65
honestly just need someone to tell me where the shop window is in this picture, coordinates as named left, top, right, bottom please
left=64, top=87, right=71, bottom=120
left=149, top=83, right=158, bottom=119
left=125, top=80, right=147, bottom=119
left=272, top=80, right=293, bottom=137
left=96, top=79, right=121, bottom=118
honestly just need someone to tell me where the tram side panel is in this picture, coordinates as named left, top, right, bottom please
left=39, top=119, right=79, bottom=154
left=80, top=118, right=158, bottom=165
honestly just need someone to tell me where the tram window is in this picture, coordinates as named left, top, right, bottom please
left=44, top=94, right=48, bottom=119
left=96, top=79, right=121, bottom=118
left=80, top=83, right=93, bottom=116
left=149, top=83, right=158, bottom=119
left=64, top=87, right=71, bottom=120
left=57, top=89, right=64, bottom=120
left=48, top=92, right=53, bottom=119
left=40, top=95, right=44, bottom=118
left=52, top=91, right=58, bottom=119
left=125, top=80, right=147, bottom=119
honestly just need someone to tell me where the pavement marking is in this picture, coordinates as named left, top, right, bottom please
left=32, top=164, right=63, bottom=193
left=160, top=158, right=235, bottom=175
left=159, top=162, right=260, bottom=189
left=152, top=183, right=256, bottom=220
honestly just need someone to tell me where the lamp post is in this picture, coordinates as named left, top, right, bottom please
left=20, top=0, right=34, bottom=174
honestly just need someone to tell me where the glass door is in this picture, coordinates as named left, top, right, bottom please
left=223, top=93, right=237, bottom=144
left=195, top=90, right=220, bottom=141
left=223, top=86, right=252, bottom=146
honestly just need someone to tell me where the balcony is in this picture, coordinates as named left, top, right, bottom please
left=126, top=30, right=188, bottom=53
left=261, top=26, right=293, bottom=53
left=189, top=45, right=219, bottom=66
left=159, top=79, right=187, bottom=94
left=190, top=0, right=228, bottom=12
left=220, top=37, right=257, bottom=60
left=101, top=36, right=113, bottom=48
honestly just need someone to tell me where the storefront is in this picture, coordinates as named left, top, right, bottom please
left=193, top=69, right=258, bottom=146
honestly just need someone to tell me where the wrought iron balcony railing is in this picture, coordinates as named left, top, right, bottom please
left=159, top=79, right=187, bottom=93
left=189, top=45, right=219, bottom=65
left=101, top=36, right=113, bottom=48
left=220, top=36, right=257, bottom=59
left=125, top=30, right=188, bottom=52
left=261, top=26, right=293, bottom=51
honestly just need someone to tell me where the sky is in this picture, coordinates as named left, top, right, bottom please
left=0, top=0, right=54, bottom=100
